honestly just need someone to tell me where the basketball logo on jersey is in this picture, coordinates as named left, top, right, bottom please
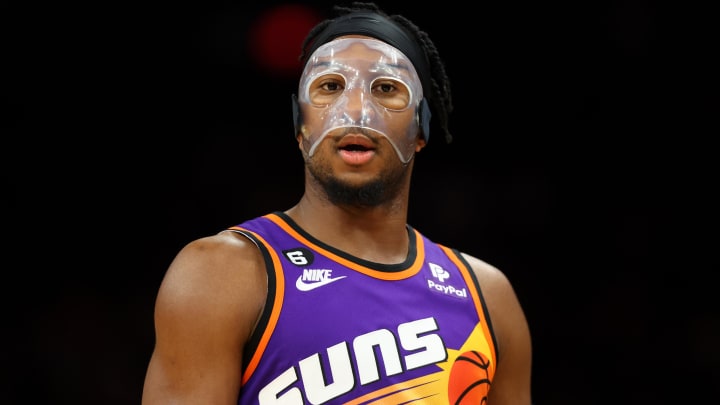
left=427, top=262, right=468, bottom=299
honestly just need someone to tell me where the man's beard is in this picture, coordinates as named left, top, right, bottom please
left=306, top=157, right=408, bottom=207
left=322, top=176, right=389, bottom=206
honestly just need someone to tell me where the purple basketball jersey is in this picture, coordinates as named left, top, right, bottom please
left=228, top=212, right=498, bottom=404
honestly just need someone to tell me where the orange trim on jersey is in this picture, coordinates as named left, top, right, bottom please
left=230, top=227, right=286, bottom=385
left=264, top=213, right=425, bottom=280
left=439, top=245, right=497, bottom=376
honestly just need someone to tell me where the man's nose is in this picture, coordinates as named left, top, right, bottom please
left=342, top=87, right=373, bottom=125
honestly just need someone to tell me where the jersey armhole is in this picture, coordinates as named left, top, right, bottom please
left=226, top=228, right=279, bottom=379
left=447, top=247, right=500, bottom=367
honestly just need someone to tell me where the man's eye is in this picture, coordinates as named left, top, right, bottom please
left=376, top=83, right=396, bottom=93
left=321, top=82, right=342, bottom=92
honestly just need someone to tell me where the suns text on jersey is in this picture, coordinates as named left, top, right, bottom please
left=257, top=316, right=447, bottom=404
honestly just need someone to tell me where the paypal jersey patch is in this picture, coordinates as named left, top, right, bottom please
left=426, top=262, right=468, bottom=298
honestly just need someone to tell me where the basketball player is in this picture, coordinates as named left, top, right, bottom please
left=142, top=2, right=532, bottom=404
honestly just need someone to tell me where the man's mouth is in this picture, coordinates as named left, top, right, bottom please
left=337, top=134, right=376, bottom=151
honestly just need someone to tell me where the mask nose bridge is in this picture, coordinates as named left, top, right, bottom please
left=338, top=79, right=376, bottom=126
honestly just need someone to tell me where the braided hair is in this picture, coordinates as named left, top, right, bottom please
left=299, top=2, right=454, bottom=144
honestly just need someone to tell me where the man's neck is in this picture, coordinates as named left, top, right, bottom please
left=284, top=198, right=411, bottom=264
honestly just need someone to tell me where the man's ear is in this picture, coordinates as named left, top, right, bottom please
left=415, top=136, right=427, bottom=152
left=291, top=94, right=310, bottom=156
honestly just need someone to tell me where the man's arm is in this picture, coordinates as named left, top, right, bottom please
left=142, top=232, right=267, bottom=404
left=463, top=254, right=533, bottom=405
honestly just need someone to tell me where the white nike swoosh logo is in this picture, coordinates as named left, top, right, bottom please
left=296, top=275, right=347, bottom=291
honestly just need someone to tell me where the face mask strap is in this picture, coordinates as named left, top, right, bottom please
left=418, top=98, right=431, bottom=142
left=292, top=94, right=302, bottom=135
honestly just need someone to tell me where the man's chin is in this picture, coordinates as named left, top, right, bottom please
left=323, top=177, right=386, bottom=207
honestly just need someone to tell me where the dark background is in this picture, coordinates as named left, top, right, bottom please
left=3, top=0, right=717, bottom=404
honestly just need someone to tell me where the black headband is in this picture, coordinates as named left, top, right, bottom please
left=302, top=11, right=432, bottom=96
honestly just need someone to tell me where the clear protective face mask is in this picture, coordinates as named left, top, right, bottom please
left=297, top=37, right=424, bottom=163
